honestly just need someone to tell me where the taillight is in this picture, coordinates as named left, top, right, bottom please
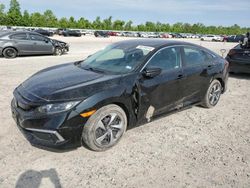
left=225, top=60, right=229, bottom=67
left=228, top=49, right=236, bottom=56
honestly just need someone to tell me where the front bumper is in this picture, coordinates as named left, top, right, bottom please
left=11, top=98, right=85, bottom=150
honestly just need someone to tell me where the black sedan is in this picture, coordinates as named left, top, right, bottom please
left=0, top=31, right=69, bottom=58
left=34, top=29, right=54, bottom=37
left=226, top=44, right=250, bottom=73
left=11, top=40, right=229, bottom=151
left=62, top=30, right=81, bottom=37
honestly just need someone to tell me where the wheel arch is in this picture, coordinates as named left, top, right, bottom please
left=75, top=91, right=137, bottom=129
left=211, top=76, right=225, bottom=92
left=3, top=46, right=19, bottom=54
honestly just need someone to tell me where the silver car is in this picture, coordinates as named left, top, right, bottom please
left=0, top=31, right=69, bottom=58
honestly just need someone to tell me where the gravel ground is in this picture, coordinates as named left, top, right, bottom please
left=0, top=36, right=249, bottom=188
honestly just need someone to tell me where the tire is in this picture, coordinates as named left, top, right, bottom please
left=202, top=80, right=222, bottom=108
left=82, top=104, right=127, bottom=151
left=3, top=47, right=17, bottom=58
left=54, top=47, right=62, bottom=56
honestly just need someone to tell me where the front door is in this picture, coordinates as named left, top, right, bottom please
left=138, top=46, right=185, bottom=120
left=29, top=34, right=53, bottom=54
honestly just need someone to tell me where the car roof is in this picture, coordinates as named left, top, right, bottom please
left=0, top=30, right=46, bottom=38
left=114, top=39, right=199, bottom=48
left=0, top=30, right=43, bottom=35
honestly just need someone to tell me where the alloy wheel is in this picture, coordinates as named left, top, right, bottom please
left=94, top=112, right=125, bottom=147
left=208, top=82, right=221, bottom=106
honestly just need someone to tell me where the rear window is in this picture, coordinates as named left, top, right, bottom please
left=9, top=33, right=28, bottom=40
left=183, top=47, right=206, bottom=66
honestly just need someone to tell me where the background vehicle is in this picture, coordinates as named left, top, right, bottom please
left=225, top=35, right=244, bottom=42
left=226, top=44, right=250, bottom=73
left=62, top=30, right=82, bottom=37
left=200, top=35, right=222, bottom=42
left=34, top=29, right=53, bottom=37
left=94, top=31, right=109, bottom=37
left=0, top=31, right=69, bottom=58
left=11, top=39, right=229, bottom=151
left=108, top=31, right=118, bottom=36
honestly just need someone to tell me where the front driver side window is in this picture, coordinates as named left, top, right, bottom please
left=146, top=47, right=181, bottom=71
left=30, top=34, right=46, bottom=41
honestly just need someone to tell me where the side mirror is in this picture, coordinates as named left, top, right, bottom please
left=143, top=67, right=161, bottom=78
left=44, top=39, right=49, bottom=43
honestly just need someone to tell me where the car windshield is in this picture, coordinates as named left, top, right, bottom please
left=80, top=43, right=154, bottom=74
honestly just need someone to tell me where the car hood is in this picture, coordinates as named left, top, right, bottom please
left=50, top=39, right=67, bottom=45
left=17, top=62, right=121, bottom=102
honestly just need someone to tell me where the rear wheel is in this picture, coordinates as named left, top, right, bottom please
left=82, top=104, right=127, bottom=151
left=3, top=47, right=17, bottom=58
left=202, top=80, right=222, bottom=108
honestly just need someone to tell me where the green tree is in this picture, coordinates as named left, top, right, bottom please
left=0, top=4, right=6, bottom=25
left=113, top=20, right=125, bottom=30
left=7, top=0, right=22, bottom=26
left=103, top=16, right=112, bottom=30
left=68, top=16, right=76, bottom=28
left=161, top=23, right=170, bottom=32
left=145, top=21, right=156, bottom=31
left=58, top=17, right=68, bottom=28
left=124, top=20, right=133, bottom=31
left=30, top=12, right=45, bottom=27
left=172, top=22, right=183, bottom=33
left=43, top=10, right=57, bottom=27
left=92, top=16, right=102, bottom=29
left=22, top=10, right=30, bottom=26
left=137, top=24, right=145, bottom=31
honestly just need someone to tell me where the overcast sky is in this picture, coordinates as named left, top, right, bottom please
left=1, top=0, right=250, bottom=27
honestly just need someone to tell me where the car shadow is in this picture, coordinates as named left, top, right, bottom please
left=15, top=168, right=62, bottom=188
left=229, top=73, right=250, bottom=80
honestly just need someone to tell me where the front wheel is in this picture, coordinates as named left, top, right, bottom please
left=54, top=47, right=63, bottom=56
left=202, top=80, right=222, bottom=108
left=82, top=104, right=127, bottom=151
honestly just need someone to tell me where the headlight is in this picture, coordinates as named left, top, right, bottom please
left=37, top=101, right=80, bottom=114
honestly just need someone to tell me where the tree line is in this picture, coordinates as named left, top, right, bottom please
left=0, top=0, right=249, bottom=35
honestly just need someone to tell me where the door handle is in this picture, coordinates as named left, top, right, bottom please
left=177, top=74, right=184, bottom=79
left=207, top=64, right=215, bottom=69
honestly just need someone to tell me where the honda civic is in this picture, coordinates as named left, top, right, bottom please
left=11, top=39, right=229, bottom=151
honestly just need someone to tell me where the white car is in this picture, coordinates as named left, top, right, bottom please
left=201, top=35, right=222, bottom=42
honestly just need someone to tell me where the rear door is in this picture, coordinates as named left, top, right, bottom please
left=181, top=46, right=211, bottom=104
left=8, top=33, right=32, bottom=54
left=28, top=34, right=53, bottom=54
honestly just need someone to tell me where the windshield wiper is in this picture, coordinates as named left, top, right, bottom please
left=82, top=66, right=105, bottom=74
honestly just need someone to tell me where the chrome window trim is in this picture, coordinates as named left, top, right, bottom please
left=25, top=128, right=65, bottom=142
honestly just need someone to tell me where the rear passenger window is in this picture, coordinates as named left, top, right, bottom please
left=9, top=33, right=28, bottom=40
left=183, top=47, right=206, bottom=66
left=147, top=47, right=181, bottom=71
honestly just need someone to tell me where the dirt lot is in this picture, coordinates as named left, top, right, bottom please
left=0, top=36, right=249, bottom=188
